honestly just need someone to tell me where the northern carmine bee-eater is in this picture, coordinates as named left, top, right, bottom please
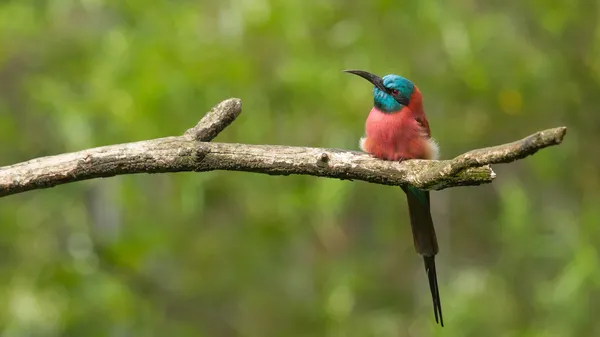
left=344, top=69, right=443, bottom=326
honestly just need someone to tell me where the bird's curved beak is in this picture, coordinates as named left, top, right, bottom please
left=343, top=69, right=386, bottom=92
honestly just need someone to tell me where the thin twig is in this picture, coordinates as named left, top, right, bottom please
left=0, top=99, right=567, bottom=198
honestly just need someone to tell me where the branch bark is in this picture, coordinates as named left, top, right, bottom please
left=0, top=98, right=567, bottom=198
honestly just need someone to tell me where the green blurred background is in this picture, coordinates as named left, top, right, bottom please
left=0, top=0, right=598, bottom=336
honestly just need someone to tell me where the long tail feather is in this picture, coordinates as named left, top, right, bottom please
left=424, top=256, right=443, bottom=326
left=401, top=186, right=444, bottom=327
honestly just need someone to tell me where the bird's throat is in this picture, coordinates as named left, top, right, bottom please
left=374, top=100, right=402, bottom=114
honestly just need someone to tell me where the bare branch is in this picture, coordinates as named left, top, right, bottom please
left=0, top=99, right=567, bottom=198
left=417, top=126, right=567, bottom=189
left=184, top=98, right=242, bottom=141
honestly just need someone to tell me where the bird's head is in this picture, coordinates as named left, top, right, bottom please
left=344, top=70, right=415, bottom=113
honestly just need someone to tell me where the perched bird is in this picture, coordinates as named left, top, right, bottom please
left=344, top=69, right=443, bottom=326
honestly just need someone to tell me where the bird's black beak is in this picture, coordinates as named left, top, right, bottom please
left=343, top=69, right=386, bottom=92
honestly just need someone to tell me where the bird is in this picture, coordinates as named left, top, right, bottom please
left=344, top=69, right=443, bottom=326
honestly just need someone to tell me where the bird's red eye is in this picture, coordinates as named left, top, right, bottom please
left=391, top=89, right=399, bottom=95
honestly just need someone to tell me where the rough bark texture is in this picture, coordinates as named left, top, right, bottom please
left=0, top=98, right=567, bottom=198
left=184, top=98, right=242, bottom=141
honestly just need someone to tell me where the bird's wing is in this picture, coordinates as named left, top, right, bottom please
left=414, top=115, right=431, bottom=138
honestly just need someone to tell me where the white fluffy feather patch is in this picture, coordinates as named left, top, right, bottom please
left=428, top=138, right=440, bottom=160
left=359, top=137, right=367, bottom=151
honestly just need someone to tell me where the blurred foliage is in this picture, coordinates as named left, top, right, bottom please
left=0, top=0, right=599, bottom=336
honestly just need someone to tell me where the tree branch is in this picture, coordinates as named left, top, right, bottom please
left=0, top=98, right=566, bottom=198
left=183, top=97, right=242, bottom=142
